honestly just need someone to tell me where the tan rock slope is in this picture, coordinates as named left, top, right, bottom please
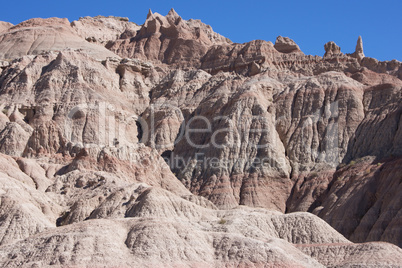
left=0, top=9, right=401, bottom=266
left=107, top=9, right=231, bottom=67
left=71, top=15, right=141, bottom=45
left=0, top=21, right=13, bottom=33
left=0, top=153, right=401, bottom=267
left=0, top=18, right=117, bottom=60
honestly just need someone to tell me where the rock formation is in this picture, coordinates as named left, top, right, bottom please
left=274, top=35, right=302, bottom=53
left=106, top=8, right=231, bottom=67
left=350, top=35, right=365, bottom=61
left=0, top=21, right=13, bottom=33
left=71, top=15, right=140, bottom=45
left=0, top=153, right=401, bottom=267
left=0, top=18, right=117, bottom=60
left=323, top=41, right=343, bottom=57
left=0, top=10, right=401, bottom=266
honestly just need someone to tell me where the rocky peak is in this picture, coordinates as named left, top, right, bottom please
left=274, top=36, right=302, bottom=53
left=140, top=10, right=170, bottom=36
left=166, top=8, right=181, bottom=24
left=356, top=36, right=364, bottom=54
left=349, top=35, right=365, bottom=61
left=138, top=9, right=226, bottom=45
left=324, top=41, right=343, bottom=57
left=146, top=9, right=153, bottom=20
left=107, top=10, right=231, bottom=65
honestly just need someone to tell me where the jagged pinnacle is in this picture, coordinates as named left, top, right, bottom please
left=147, top=9, right=153, bottom=19
left=166, top=8, right=181, bottom=24
left=353, top=35, right=365, bottom=61
left=168, top=8, right=179, bottom=17
left=356, top=36, right=364, bottom=53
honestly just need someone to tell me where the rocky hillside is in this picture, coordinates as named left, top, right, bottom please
left=0, top=9, right=401, bottom=267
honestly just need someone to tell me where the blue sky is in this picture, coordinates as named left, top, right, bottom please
left=1, top=0, right=401, bottom=61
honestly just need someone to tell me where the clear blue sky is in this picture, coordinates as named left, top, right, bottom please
left=1, top=0, right=401, bottom=61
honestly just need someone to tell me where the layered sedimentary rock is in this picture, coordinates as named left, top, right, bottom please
left=350, top=36, right=365, bottom=61
left=0, top=21, right=13, bottom=33
left=314, top=157, right=402, bottom=247
left=274, top=35, right=302, bottom=53
left=0, top=153, right=401, bottom=267
left=106, top=9, right=230, bottom=67
left=0, top=10, right=401, bottom=266
left=71, top=15, right=140, bottom=45
left=0, top=18, right=117, bottom=60
left=324, top=41, right=342, bottom=58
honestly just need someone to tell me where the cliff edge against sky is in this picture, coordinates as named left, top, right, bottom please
left=0, top=9, right=401, bottom=267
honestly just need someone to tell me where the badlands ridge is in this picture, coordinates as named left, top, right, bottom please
left=0, top=9, right=401, bottom=267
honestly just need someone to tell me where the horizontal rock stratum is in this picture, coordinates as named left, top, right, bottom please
left=0, top=9, right=401, bottom=267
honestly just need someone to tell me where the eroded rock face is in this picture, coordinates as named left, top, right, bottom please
left=0, top=10, right=401, bottom=266
left=1, top=152, right=401, bottom=267
left=0, top=18, right=117, bottom=60
left=297, top=242, right=402, bottom=267
left=324, top=41, right=342, bottom=58
left=274, top=36, right=301, bottom=53
left=107, top=8, right=231, bottom=67
left=312, top=157, right=402, bottom=248
left=71, top=16, right=140, bottom=45
left=346, top=82, right=402, bottom=161
left=349, top=36, right=365, bottom=61
left=0, top=21, right=13, bottom=33
left=361, top=56, right=402, bottom=79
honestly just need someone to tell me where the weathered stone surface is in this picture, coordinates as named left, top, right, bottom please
left=275, top=71, right=365, bottom=173
left=297, top=242, right=402, bottom=267
left=0, top=154, right=60, bottom=245
left=107, top=8, right=230, bottom=67
left=0, top=21, right=13, bottom=33
left=310, top=157, right=402, bottom=248
left=1, top=150, right=399, bottom=267
left=0, top=218, right=325, bottom=267
left=0, top=18, right=117, bottom=60
left=361, top=56, right=402, bottom=79
left=0, top=60, right=9, bottom=69
left=71, top=15, right=140, bottom=45
left=0, top=154, right=400, bottom=267
left=349, top=35, right=365, bottom=61
left=0, top=122, right=32, bottom=156
left=274, top=36, right=302, bottom=53
left=0, top=10, right=400, bottom=266
left=324, top=41, right=342, bottom=58
left=346, top=82, right=402, bottom=161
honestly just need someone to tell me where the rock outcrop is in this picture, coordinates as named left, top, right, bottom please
left=106, top=8, right=231, bottom=67
left=324, top=41, right=343, bottom=57
left=71, top=16, right=140, bottom=45
left=297, top=242, right=402, bottom=267
left=361, top=56, right=402, bottom=79
left=0, top=153, right=401, bottom=267
left=313, top=157, right=402, bottom=247
left=349, top=35, right=365, bottom=61
left=274, top=36, right=302, bottom=53
left=0, top=21, right=13, bottom=33
left=0, top=18, right=117, bottom=60
left=0, top=10, right=401, bottom=266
